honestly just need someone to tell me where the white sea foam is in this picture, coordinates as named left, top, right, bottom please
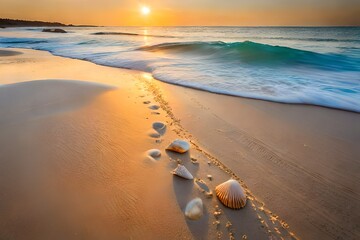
left=1, top=26, right=359, bottom=112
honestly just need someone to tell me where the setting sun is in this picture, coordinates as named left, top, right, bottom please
left=141, top=6, right=150, bottom=16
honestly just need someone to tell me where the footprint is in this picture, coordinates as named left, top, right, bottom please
left=149, top=105, right=160, bottom=110
left=214, top=205, right=222, bottom=219
left=195, top=178, right=213, bottom=198
left=191, top=157, right=199, bottom=164
left=147, top=149, right=161, bottom=161
left=152, top=121, right=166, bottom=135
left=147, top=129, right=161, bottom=138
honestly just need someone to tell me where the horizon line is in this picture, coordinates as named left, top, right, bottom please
left=1, top=18, right=359, bottom=28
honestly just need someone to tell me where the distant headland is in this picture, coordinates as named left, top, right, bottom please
left=0, top=18, right=97, bottom=28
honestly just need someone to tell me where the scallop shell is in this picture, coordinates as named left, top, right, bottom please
left=171, top=164, right=193, bottom=180
left=147, top=149, right=161, bottom=158
left=185, top=198, right=203, bottom=220
left=166, top=139, right=190, bottom=153
left=215, top=179, right=247, bottom=209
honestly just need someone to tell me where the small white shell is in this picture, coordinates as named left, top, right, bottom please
left=215, top=179, right=247, bottom=209
left=166, top=139, right=190, bottom=153
left=171, top=164, right=193, bottom=180
left=147, top=149, right=161, bottom=158
left=185, top=198, right=203, bottom=220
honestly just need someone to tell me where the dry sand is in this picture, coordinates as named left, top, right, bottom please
left=0, top=48, right=358, bottom=239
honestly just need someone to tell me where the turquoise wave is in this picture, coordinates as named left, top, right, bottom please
left=138, top=41, right=359, bottom=71
left=1, top=32, right=359, bottom=112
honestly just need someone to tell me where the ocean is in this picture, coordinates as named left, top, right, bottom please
left=1, top=26, right=359, bottom=112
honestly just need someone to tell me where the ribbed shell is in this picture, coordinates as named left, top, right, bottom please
left=171, top=164, right=193, bottom=180
left=166, top=139, right=190, bottom=153
left=215, top=179, right=247, bottom=209
left=185, top=198, right=203, bottom=220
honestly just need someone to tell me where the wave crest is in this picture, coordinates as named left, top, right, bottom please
left=138, top=41, right=359, bottom=71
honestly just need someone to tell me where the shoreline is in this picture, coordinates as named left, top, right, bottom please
left=1, top=48, right=359, bottom=239
left=142, top=77, right=360, bottom=114
left=2, top=46, right=358, bottom=114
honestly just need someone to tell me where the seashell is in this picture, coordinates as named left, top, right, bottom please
left=185, top=198, right=203, bottom=220
left=152, top=122, right=166, bottom=135
left=147, top=149, right=161, bottom=159
left=166, top=139, right=190, bottom=153
left=171, top=164, right=193, bottom=180
left=143, top=101, right=151, bottom=104
left=215, top=179, right=247, bottom=209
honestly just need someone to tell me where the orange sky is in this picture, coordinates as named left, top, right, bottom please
left=1, top=0, right=359, bottom=26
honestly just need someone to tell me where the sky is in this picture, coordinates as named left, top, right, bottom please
left=1, top=0, right=359, bottom=26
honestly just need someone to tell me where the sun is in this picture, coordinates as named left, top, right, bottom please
left=141, top=6, right=151, bottom=15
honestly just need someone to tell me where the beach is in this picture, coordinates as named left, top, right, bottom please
left=0, top=48, right=359, bottom=240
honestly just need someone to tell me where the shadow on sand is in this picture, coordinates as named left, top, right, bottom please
left=219, top=199, right=269, bottom=239
left=169, top=150, right=209, bottom=239
left=172, top=176, right=210, bottom=240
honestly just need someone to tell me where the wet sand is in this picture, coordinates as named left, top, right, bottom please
left=0, top=49, right=22, bottom=56
left=0, top=48, right=359, bottom=239
left=149, top=78, right=360, bottom=239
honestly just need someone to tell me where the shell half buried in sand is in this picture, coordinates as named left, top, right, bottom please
left=185, top=198, right=203, bottom=220
left=215, top=179, right=247, bottom=209
left=166, top=139, right=190, bottom=153
left=171, top=164, right=193, bottom=180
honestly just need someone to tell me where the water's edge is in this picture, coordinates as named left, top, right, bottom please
left=2, top=46, right=359, bottom=114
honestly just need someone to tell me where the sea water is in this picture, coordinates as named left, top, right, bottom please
left=1, top=26, right=359, bottom=112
